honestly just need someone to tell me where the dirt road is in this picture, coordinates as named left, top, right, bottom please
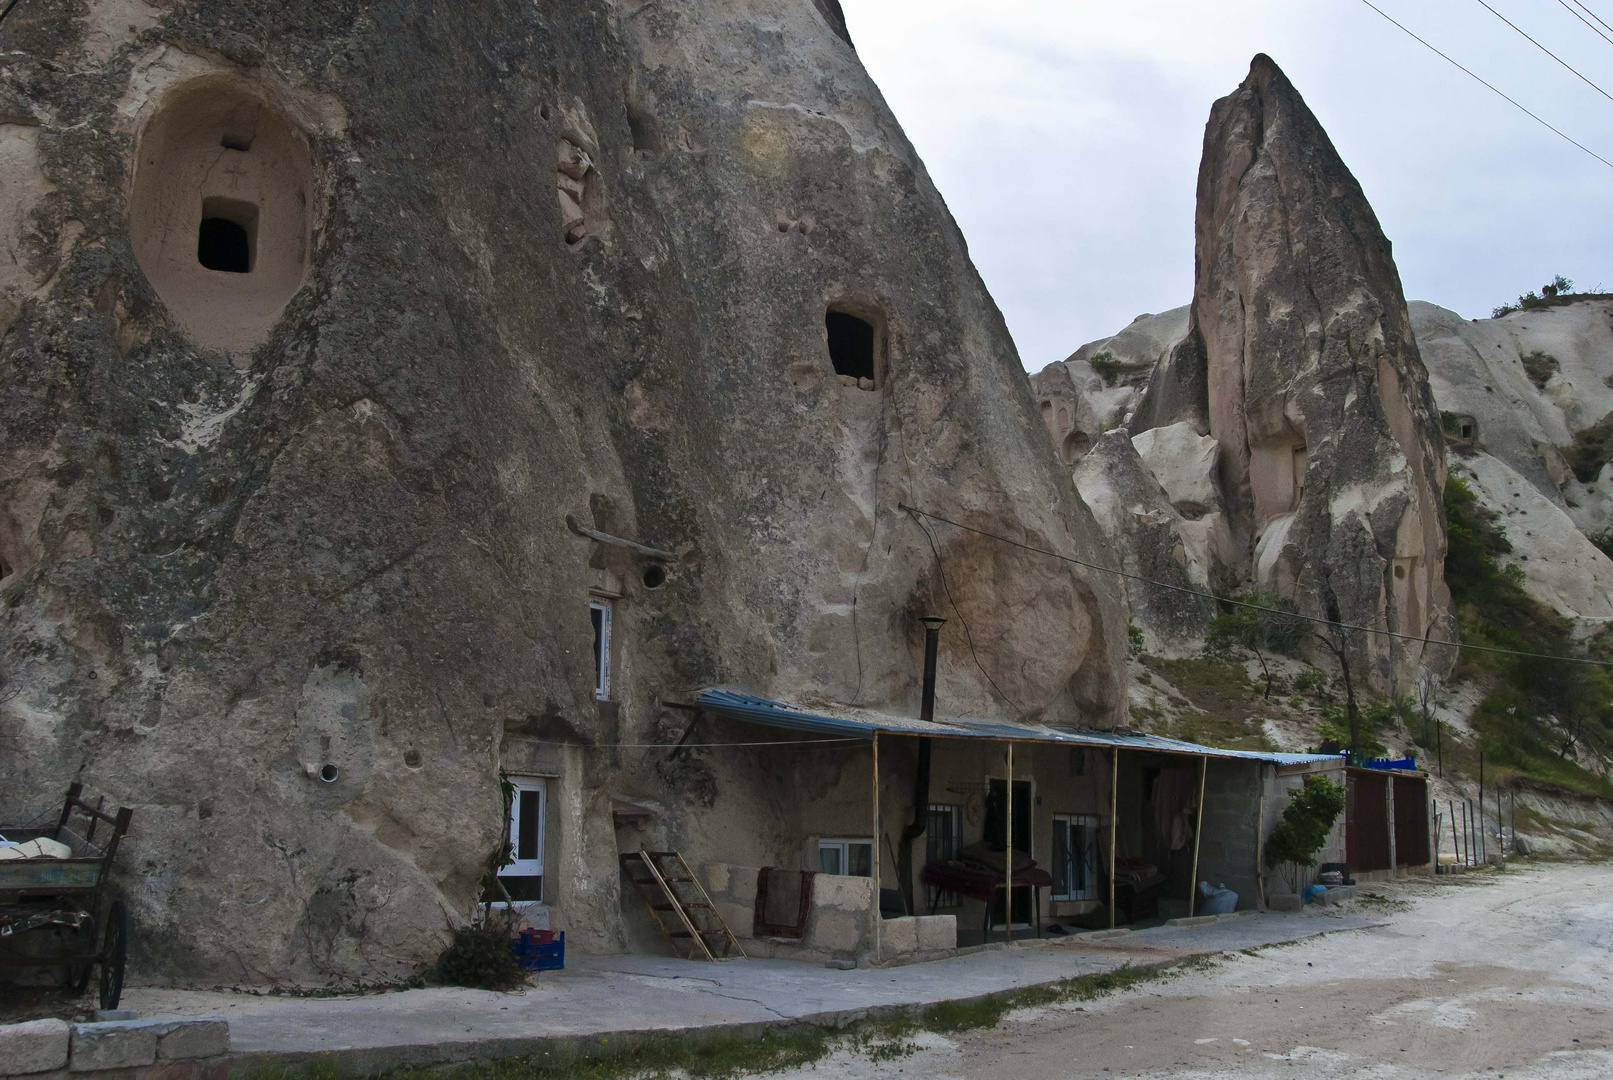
left=781, top=863, right=1613, bottom=1079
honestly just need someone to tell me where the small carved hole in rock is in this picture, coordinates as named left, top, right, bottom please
left=97, top=507, right=114, bottom=526
left=1394, top=564, right=1406, bottom=580
left=0, top=556, right=12, bottom=582
left=826, top=310, right=876, bottom=385
left=220, top=133, right=253, bottom=152
left=319, top=762, right=339, bottom=783
left=540, top=103, right=552, bottom=121
left=198, top=197, right=258, bottom=273
left=642, top=564, right=667, bottom=590
left=404, top=749, right=423, bottom=768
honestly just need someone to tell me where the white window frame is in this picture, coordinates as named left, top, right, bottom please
left=817, top=837, right=873, bottom=877
left=500, top=777, right=546, bottom=892
left=590, top=599, right=612, bottom=701
left=1052, top=812, right=1101, bottom=901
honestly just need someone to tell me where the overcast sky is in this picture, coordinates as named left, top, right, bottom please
left=840, top=0, right=1613, bottom=372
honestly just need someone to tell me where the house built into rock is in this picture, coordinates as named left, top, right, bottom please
left=0, top=0, right=1141, bottom=984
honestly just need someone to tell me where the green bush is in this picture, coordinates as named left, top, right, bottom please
left=434, top=922, right=528, bottom=991
left=1264, top=775, right=1345, bottom=891
left=1128, top=621, right=1145, bottom=656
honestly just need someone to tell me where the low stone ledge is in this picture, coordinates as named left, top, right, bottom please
left=0, top=1018, right=70, bottom=1075
left=69, top=1022, right=157, bottom=1072
left=0, top=1017, right=229, bottom=1080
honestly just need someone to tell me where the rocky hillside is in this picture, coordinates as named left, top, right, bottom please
left=1033, top=58, right=1613, bottom=857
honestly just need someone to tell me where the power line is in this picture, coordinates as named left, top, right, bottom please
left=1358, top=0, right=1613, bottom=172
left=1473, top=0, right=1613, bottom=104
left=1570, top=0, right=1613, bottom=40
left=531, top=737, right=865, bottom=749
left=1560, top=0, right=1613, bottom=48
left=906, top=506, right=1027, bottom=718
left=898, top=502, right=1613, bottom=670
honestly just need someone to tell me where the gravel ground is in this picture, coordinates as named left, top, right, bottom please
left=775, top=863, right=1613, bottom=1079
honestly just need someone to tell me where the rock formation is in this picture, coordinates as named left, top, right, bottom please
left=1411, top=297, right=1613, bottom=625
left=1073, top=431, right=1219, bottom=648
left=0, top=0, right=1126, bottom=983
left=1039, top=55, right=1456, bottom=691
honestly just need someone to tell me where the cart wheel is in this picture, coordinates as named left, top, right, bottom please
left=60, top=913, right=99, bottom=996
left=98, top=901, right=127, bottom=1011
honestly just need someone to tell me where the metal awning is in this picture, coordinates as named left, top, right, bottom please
left=695, top=688, right=1340, bottom=766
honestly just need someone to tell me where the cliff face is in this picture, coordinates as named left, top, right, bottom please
left=0, top=0, right=1126, bottom=983
left=1036, top=56, right=1455, bottom=690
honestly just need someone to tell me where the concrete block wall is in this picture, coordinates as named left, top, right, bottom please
left=0, top=1017, right=228, bottom=1080
left=1197, top=759, right=1263, bottom=911
left=698, top=863, right=955, bottom=965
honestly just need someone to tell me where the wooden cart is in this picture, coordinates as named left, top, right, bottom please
left=0, top=784, right=134, bottom=1010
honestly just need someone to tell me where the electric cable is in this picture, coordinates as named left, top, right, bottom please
left=1473, top=0, right=1613, bottom=104
left=906, top=506, right=1028, bottom=718
left=899, top=502, right=1613, bottom=669
left=0, top=0, right=22, bottom=29
left=1572, top=0, right=1613, bottom=37
left=530, top=737, right=866, bottom=749
left=1358, top=0, right=1613, bottom=172
left=1559, top=0, right=1613, bottom=48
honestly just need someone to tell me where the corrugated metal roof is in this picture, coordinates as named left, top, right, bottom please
left=695, top=688, right=1340, bottom=767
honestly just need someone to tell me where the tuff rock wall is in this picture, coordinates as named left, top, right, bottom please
left=0, top=0, right=1127, bottom=984
left=1035, top=56, right=1455, bottom=689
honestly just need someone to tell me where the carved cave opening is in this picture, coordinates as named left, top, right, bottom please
left=826, top=310, right=876, bottom=385
left=197, top=197, right=258, bottom=273
left=130, top=75, right=315, bottom=350
left=1062, top=430, right=1091, bottom=463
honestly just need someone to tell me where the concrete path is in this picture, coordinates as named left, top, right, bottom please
left=775, top=863, right=1613, bottom=1080
left=121, top=907, right=1381, bottom=1073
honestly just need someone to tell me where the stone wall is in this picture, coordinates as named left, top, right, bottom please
left=0, top=1017, right=227, bottom=1080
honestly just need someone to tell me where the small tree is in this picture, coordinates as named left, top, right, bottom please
left=1416, top=671, right=1439, bottom=748
left=1264, top=774, right=1346, bottom=894
left=1207, top=591, right=1304, bottom=699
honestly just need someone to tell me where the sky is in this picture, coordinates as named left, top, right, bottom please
left=840, top=0, right=1613, bottom=372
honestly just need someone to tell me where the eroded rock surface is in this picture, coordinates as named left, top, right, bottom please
left=1074, top=431, right=1217, bottom=649
left=0, top=0, right=1126, bottom=984
left=1040, top=56, right=1454, bottom=691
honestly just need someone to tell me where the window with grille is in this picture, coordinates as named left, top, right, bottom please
left=1052, top=813, right=1101, bottom=901
left=925, top=803, right=963, bottom=909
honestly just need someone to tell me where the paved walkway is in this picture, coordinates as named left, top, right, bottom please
left=121, top=907, right=1384, bottom=1072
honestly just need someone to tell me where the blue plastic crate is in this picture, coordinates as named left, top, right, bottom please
left=511, top=929, right=564, bottom=971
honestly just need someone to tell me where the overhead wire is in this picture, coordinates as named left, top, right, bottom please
left=1571, top=0, right=1613, bottom=37
left=1358, top=0, right=1613, bottom=172
left=1560, top=0, right=1613, bottom=48
left=1472, top=0, right=1613, bottom=104
left=906, top=506, right=1028, bottom=718
left=899, top=502, right=1613, bottom=670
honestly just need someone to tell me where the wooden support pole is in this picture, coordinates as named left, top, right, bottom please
left=1005, top=740, right=1014, bottom=943
left=1108, top=748, right=1119, bottom=930
left=1256, top=766, right=1268, bottom=909
left=871, top=733, right=880, bottom=962
left=1187, top=755, right=1207, bottom=915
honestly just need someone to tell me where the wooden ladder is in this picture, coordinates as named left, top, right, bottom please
left=619, top=850, right=747, bottom=961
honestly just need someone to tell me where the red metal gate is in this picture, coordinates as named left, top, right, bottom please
left=1346, top=769, right=1391, bottom=873
left=1393, top=773, right=1430, bottom=867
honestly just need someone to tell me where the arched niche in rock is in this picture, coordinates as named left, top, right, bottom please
left=130, top=76, right=317, bottom=352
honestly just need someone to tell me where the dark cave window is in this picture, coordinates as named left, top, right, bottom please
left=826, top=310, right=876, bottom=384
left=197, top=197, right=258, bottom=273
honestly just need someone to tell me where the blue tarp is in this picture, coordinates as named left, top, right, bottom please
left=695, top=688, right=1342, bottom=766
